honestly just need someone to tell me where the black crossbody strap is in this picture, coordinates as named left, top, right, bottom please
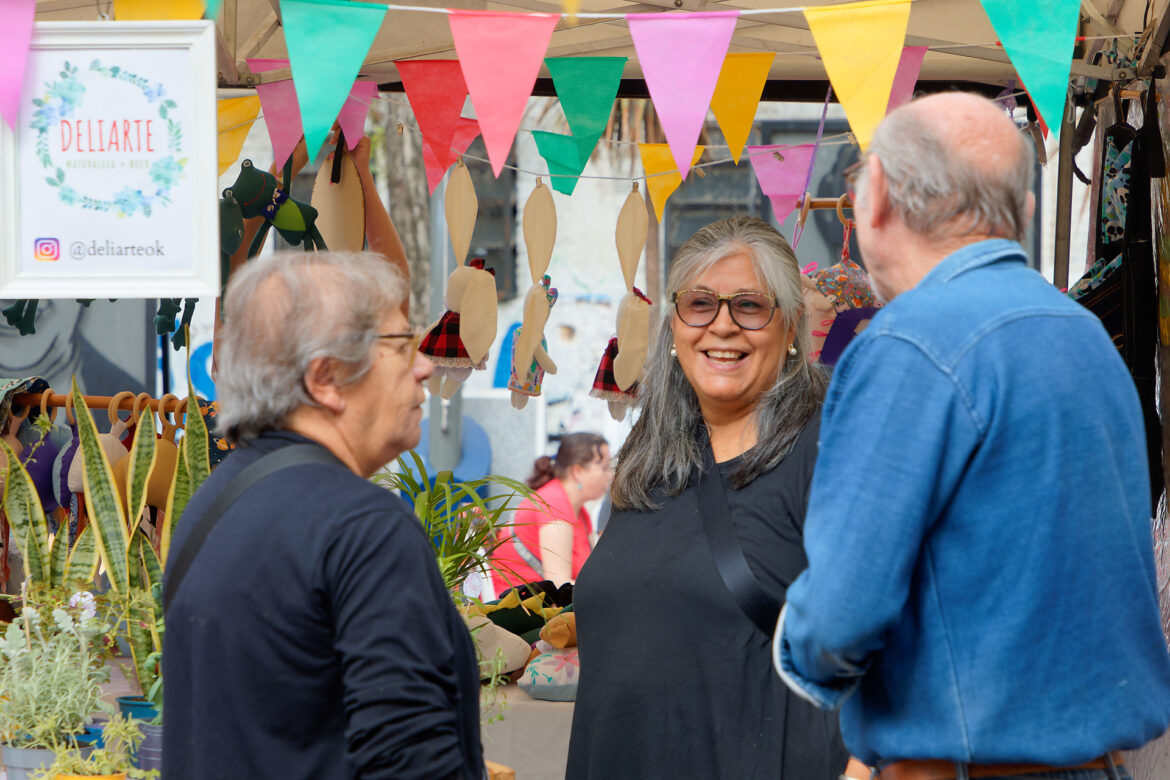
left=163, top=443, right=343, bottom=614
left=696, top=446, right=781, bottom=637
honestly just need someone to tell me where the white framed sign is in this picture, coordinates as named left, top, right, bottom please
left=0, top=22, right=218, bottom=299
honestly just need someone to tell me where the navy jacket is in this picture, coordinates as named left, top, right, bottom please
left=163, top=431, right=483, bottom=779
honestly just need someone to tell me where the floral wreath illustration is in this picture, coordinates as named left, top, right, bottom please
left=29, top=60, right=187, bottom=218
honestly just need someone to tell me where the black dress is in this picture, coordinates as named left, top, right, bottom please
left=566, top=417, right=847, bottom=779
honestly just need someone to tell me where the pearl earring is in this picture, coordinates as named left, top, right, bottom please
left=788, top=344, right=797, bottom=356
left=670, top=345, right=677, bottom=358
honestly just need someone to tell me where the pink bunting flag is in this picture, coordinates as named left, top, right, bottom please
left=248, top=58, right=304, bottom=170
left=886, top=46, right=928, bottom=114
left=627, top=11, right=738, bottom=180
left=449, top=11, right=559, bottom=177
left=397, top=60, right=471, bottom=174
left=747, top=144, right=816, bottom=225
left=0, top=0, right=36, bottom=132
left=423, top=118, right=481, bottom=194
left=337, top=80, right=378, bottom=149
left=249, top=59, right=378, bottom=166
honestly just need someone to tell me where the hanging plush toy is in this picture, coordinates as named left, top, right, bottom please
left=510, top=179, right=560, bottom=409
left=418, top=160, right=498, bottom=399
left=510, top=276, right=559, bottom=408
left=802, top=220, right=880, bottom=366
left=590, top=183, right=651, bottom=421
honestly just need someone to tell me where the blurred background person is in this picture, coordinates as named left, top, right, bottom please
left=491, top=432, right=611, bottom=592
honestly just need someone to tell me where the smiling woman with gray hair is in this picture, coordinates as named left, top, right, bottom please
left=566, top=217, right=847, bottom=779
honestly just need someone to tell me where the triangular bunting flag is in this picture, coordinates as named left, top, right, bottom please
left=640, top=144, right=703, bottom=222
left=397, top=60, right=472, bottom=174
left=746, top=144, right=816, bottom=225
left=804, top=0, right=911, bottom=151
left=205, top=0, right=222, bottom=20
left=115, top=0, right=206, bottom=19
left=533, top=131, right=589, bottom=195
left=449, top=10, right=559, bottom=177
left=424, top=118, right=480, bottom=194
left=979, top=0, right=1079, bottom=137
left=248, top=58, right=304, bottom=170
left=886, top=46, right=928, bottom=113
left=337, top=80, right=378, bottom=148
left=545, top=57, right=626, bottom=162
left=281, top=0, right=386, bottom=161
left=0, top=0, right=35, bottom=132
left=711, top=53, right=775, bottom=164
left=217, top=96, right=262, bottom=176
left=628, top=11, right=738, bottom=180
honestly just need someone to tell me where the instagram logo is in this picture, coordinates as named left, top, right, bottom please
left=34, top=238, right=60, bottom=262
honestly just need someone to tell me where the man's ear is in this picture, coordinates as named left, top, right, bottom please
left=303, top=356, right=346, bottom=414
left=1024, top=190, right=1036, bottom=224
left=864, top=155, right=890, bottom=229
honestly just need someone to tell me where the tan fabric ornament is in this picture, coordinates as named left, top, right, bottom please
left=418, top=160, right=499, bottom=399
left=511, top=180, right=559, bottom=409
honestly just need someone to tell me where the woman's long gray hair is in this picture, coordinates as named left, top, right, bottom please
left=610, top=216, right=827, bottom=510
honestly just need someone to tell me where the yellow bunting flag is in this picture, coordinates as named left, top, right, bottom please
left=115, top=0, right=207, bottom=19
left=711, top=53, right=775, bottom=164
left=217, top=96, right=261, bottom=176
left=640, top=144, right=704, bottom=223
left=804, top=0, right=911, bottom=151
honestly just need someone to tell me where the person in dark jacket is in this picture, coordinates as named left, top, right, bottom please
left=163, top=250, right=483, bottom=779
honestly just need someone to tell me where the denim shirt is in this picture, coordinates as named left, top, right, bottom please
left=774, top=239, right=1170, bottom=767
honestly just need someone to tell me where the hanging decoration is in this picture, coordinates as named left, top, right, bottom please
left=510, top=179, right=560, bottom=408
left=627, top=11, right=738, bottom=180
left=804, top=0, right=912, bottom=151
left=397, top=60, right=475, bottom=183
left=216, top=96, right=261, bottom=176
left=114, top=0, right=206, bottom=19
left=592, top=183, right=651, bottom=421
left=418, top=160, right=499, bottom=398
left=640, top=144, right=704, bottom=222
left=423, top=119, right=481, bottom=194
left=280, top=0, right=386, bottom=160
left=978, top=0, right=1080, bottom=138
left=532, top=56, right=627, bottom=195
left=710, top=53, right=775, bottom=164
left=0, top=0, right=35, bottom=133
left=886, top=46, right=929, bottom=113
left=449, top=10, right=560, bottom=176
left=747, top=144, right=817, bottom=225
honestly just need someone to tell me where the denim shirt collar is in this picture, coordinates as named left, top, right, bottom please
left=916, top=239, right=1027, bottom=289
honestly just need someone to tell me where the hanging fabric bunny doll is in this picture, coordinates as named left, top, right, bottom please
left=591, top=183, right=651, bottom=421
left=509, top=180, right=560, bottom=409
left=417, top=160, right=497, bottom=399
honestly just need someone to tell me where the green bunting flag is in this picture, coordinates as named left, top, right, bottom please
left=534, top=57, right=626, bottom=195
left=533, top=131, right=590, bottom=195
left=978, top=0, right=1079, bottom=138
left=281, top=0, right=386, bottom=160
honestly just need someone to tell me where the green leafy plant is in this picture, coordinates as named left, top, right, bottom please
left=68, top=377, right=211, bottom=715
left=0, top=586, right=115, bottom=750
left=373, top=450, right=535, bottom=595
left=31, top=712, right=158, bottom=779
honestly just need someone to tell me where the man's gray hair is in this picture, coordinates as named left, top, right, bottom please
left=215, top=251, right=407, bottom=445
left=610, top=216, right=827, bottom=510
left=863, top=99, right=1035, bottom=241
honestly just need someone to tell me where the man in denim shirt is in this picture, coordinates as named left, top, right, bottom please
left=774, top=93, right=1170, bottom=780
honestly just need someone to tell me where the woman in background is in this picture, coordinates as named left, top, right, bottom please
left=567, top=217, right=847, bottom=779
left=491, top=433, right=612, bottom=591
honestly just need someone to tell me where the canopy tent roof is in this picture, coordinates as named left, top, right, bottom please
left=31, top=0, right=1170, bottom=96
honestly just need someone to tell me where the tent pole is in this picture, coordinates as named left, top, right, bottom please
left=1053, top=92, right=1076, bottom=291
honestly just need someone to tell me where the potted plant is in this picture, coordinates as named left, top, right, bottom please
left=30, top=713, right=157, bottom=780
left=0, top=586, right=116, bottom=780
